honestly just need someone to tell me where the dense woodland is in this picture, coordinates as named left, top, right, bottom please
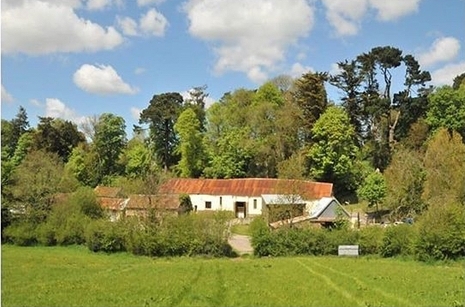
left=2, top=46, right=465, bottom=260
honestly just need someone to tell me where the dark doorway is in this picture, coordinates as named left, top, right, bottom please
left=235, top=202, right=246, bottom=218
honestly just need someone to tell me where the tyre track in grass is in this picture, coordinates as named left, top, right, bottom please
left=167, top=262, right=204, bottom=307
left=296, top=259, right=365, bottom=307
left=310, top=258, right=413, bottom=307
left=207, top=263, right=226, bottom=307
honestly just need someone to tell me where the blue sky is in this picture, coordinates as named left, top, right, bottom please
left=2, top=0, right=464, bottom=137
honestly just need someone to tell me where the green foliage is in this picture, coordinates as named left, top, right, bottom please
left=140, top=92, right=183, bottom=171
left=204, top=127, right=252, bottom=178
left=384, top=147, right=426, bottom=219
left=85, top=219, right=125, bottom=253
left=32, top=117, right=85, bottom=162
left=380, top=224, right=416, bottom=257
left=416, top=203, right=465, bottom=261
left=358, top=226, right=384, bottom=255
left=93, top=113, right=127, bottom=180
left=422, top=129, right=465, bottom=205
left=3, top=222, right=37, bottom=246
left=178, top=193, right=193, bottom=214
left=68, top=187, right=103, bottom=219
left=307, top=106, right=359, bottom=193
left=251, top=221, right=359, bottom=257
left=120, top=139, right=153, bottom=178
left=110, top=212, right=234, bottom=257
left=426, top=86, right=465, bottom=134
left=174, top=108, right=205, bottom=177
left=293, top=71, right=328, bottom=142
left=357, top=171, right=386, bottom=208
left=250, top=217, right=273, bottom=256
left=10, top=150, right=64, bottom=225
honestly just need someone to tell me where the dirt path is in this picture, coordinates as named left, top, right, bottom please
left=228, top=234, right=253, bottom=255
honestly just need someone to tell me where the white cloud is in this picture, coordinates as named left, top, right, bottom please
left=73, top=64, right=138, bottom=95
left=321, top=0, right=367, bottom=36
left=86, top=0, right=110, bottom=10
left=369, top=0, right=421, bottom=21
left=30, top=99, right=42, bottom=107
left=181, top=89, right=216, bottom=108
left=418, top=37, right=461, bottom=68
left=134, top=67, right=147, bottom=75
left=137, top=0, right=166, bottom=6
left=431, top=61, right=465, bottom=86
left=117, top=16, right=139, bottom=36
left=117, top=9, right=168, bottom=37
left=322, top=0, right=423, bottom=36
left=290, top=63, right=314, bottom=78
left=1, top=85, right=14, bottom=103
left=130, top=107, right=142, bottom=120
left=184, top=0, right=314, bottom=83
left=140, top=8, right=168, bottom=36
left=1, top=0, right=124, bottom=55
left=44, top=98, right=86, bottom=124
left=329, top=63, right=343, bottom=75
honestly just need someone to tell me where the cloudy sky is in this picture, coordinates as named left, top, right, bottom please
left=1, top=0, right=464, bottom=136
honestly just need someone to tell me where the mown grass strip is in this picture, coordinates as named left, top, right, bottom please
left=296, top=259, right=365, bottom=307
left=309, top=258, right=413, bottom=306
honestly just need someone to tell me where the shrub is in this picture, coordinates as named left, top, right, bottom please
left=55, top=213, right=89, bottom=245
left=250, top=217, right=274, bottom=257
left=416, top=203, right=465, bottom=261
left=85, top=219, right=125, bottom=253
left=357, top=226, right=384, bottom=255
left=3, top=222, right=37, bottom=246
left=36, top=222, right=57, bottom=246
left=68, top=187, right=104, bottom=219
left=380, top=224, right=416, bottom=257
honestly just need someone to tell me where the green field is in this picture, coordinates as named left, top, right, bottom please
left=2, top=245, right=464, bottom=307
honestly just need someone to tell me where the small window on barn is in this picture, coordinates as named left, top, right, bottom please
left=253, top=199, right=257, bottom=209
left=219, top=197, right=222, bottom=207
left=205, top=201, right=212, bottom=209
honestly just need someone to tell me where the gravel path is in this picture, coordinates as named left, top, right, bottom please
left=228, top=234, right=253, bottom=255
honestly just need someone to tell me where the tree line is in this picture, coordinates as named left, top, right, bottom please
left=2, top=45, right=465, bottom=233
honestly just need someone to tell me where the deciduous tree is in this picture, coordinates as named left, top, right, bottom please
left=422, top=128, right=465, bottom=205
left=174, top=108, right=205, bottom=178
left=384, top=147, right=426, bottom=220
left=10, top=150, right=64, bottom=224
left=307, top=106, right=359, bottom=194
left=93, top=113, right=127, bottom=181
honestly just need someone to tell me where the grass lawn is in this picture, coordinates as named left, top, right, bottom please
left=2, top=245, right=464, bottom=307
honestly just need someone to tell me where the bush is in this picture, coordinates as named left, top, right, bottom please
left=36, top=222, right=57, bottom=246
left=318, top=228, right=358, bottom=255
left=3, top=222, right=37, bottom=246
left=251, top=219, right=361, bottom=257
left=380, top=224, right=416, bottom=257
left=416, top=203, right=465, bottom=261
left=68, top=187, right=104, bottom=219
left=357, top=226, right=384, bottom=255
left=119, top=212, right=233, bottom=258
left=55, top=213, right=90, bottom=245
left=250, top=217, right=274, bottom=257
left=85, top=219, right=125, bottom=253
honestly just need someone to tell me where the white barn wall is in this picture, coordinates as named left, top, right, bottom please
left=189, top=194, right=263, bottom=216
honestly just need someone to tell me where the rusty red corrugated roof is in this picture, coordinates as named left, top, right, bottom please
left=125, top=194, right=180, bottom=210
left=94, top=186, right=122, bottom=198
left=98, top=197, right=126, bottom=211
left=159, top=178, right=333, bottom=199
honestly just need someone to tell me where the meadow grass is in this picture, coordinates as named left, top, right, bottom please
left=2, top=245, right=464, bottom=307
